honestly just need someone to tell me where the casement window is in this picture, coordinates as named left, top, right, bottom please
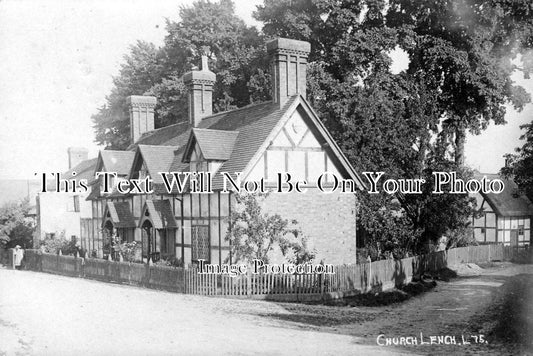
left=191, top=225, right=209, bottom=262
left=518, top=225, right=524, bottom=236
left=138, top=163, right=148, bottom=180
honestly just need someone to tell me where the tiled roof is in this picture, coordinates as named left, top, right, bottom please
left=48, top=157, right=98, bottom=191
left=100, top=151, right=135, bottom=176
left=129, top=99, right=291, bottom=193
left=206, top=98, right=296, bottom=189
left=85, top=184, right=100, bottom=201
left=476, top=173, right=533, bottom=217
left=186, top=128, right=239, bottom=161
left=137, top=145, right=178, bottom=184
left=128, top=121, right=190, bottom=149
left=142, top=199, right=177, bottom=229
left=94, top=94, right=362, bottom=195
left=70, top=158, right=98, bottom=181
left=103, top=201, right=136, bottom=228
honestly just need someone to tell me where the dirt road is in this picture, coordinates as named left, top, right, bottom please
left=1, top=263, right=531, bottom=355
left=264, top=262, right=533, bottom=355
left=0, top=268, right=402, bottom=356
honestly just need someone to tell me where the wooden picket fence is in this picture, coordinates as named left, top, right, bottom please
left=13, top=243, right=530, bottom=302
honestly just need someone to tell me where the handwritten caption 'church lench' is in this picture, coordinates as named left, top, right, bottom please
left=36, top=171, right=505, bottom=195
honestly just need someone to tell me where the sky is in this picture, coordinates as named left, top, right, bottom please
left=0, top=0, right=531, bottom=180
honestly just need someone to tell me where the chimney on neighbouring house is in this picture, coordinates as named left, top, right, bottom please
left=127, top=95, right=157, bottom=143
left=67, top=147, right=88, bottom=169
left=183, top=55, right=216, bottom=127
left=267, top=38, right=311, bottom=107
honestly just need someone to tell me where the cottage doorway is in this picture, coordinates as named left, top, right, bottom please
left=141, top=220, right=156, bottom=262
left=103, top=221, right=115, bottom=260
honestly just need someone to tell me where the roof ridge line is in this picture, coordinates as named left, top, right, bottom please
left=201, top=100, right=275, bottom=120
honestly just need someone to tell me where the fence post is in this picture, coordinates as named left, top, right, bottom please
left=183, top=267, right=187, bottom=294
left=367, top=256, right=372, bottom=292
left=320, top=272, right=325, bottom=298
left=246, top=265, right=251, bottom=298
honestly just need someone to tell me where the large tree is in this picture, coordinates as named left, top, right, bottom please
left=93, top=41, right=164, bottom=149
left=256, top=0, right=533, bottom=165
left=387, top=0, right=533, bottom=165
left=92, top=0, right=267, bottom=149
left=255, top=0, right=533, bottom=253
left=501, top=120, right=533, bottom=201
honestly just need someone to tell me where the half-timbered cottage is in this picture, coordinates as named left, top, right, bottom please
left=83, top=38, right=363, bottom=265
left=472, top=173, right=533, bottom=247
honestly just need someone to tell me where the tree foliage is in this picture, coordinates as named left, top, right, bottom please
left=0, top=198, right=35, bottom=249
left=387, top=0, right=533, bottom=165
left=501, top=121, right=533, bottom=201
left=255, top=0, right=533, bottom=254
left=93, top=41, right=163, bottom=149
left=92, top=0, right=267, bottom=149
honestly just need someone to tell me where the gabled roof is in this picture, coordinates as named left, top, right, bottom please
left=131, top=145, right=178, bottom=184
left=103, top=201, right=136, bottom=228
left=206, top=95, right=364, bottom=190
left=140, top=200, right=177, bottom=229
left=296, top=97, right=366, bottom=189
left=128, top=121, right=190, bottom=149
left=476, top=173, right=533, bottom=217
left=86, top=184, right=100, bottom=201
left=48, top=157, right=98, bottom=191
left=205, top=97, right=300, bottom=189
left=183, top=128, right=239, bottom=162
left=98, top=150, right=135, bottom=176
left=69, top=158, right=98, bottom=181
left=98, top=94, right=363, bottom=194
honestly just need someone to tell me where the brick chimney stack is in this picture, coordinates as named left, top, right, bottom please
left=127, top=95, right=157, bottom=143
left=267, top=38, right=311, bottom=107
left=67, top=147, right=88, bottom=169
left=183, top=55, right=216, bottom=127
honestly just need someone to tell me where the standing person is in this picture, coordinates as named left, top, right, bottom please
left=13, top=245, right=24, bottom=270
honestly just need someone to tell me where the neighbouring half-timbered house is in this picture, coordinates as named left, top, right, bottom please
left=471, top=173, right=533, bottom=247
left=83, top=38, right=364, bottom=265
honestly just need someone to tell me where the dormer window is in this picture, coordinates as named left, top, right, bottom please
left=189, top=144, right=208, bottom=172
left=138, top=166, right=148, bottom=180
left=183, top=128, right=239, bottom=175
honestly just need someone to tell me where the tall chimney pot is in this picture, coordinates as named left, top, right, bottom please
left=267, top=38, right=311, bottom=107
left=127, top=95, right=157, bottom=143
left=183, top=55, right=216, bottom=127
